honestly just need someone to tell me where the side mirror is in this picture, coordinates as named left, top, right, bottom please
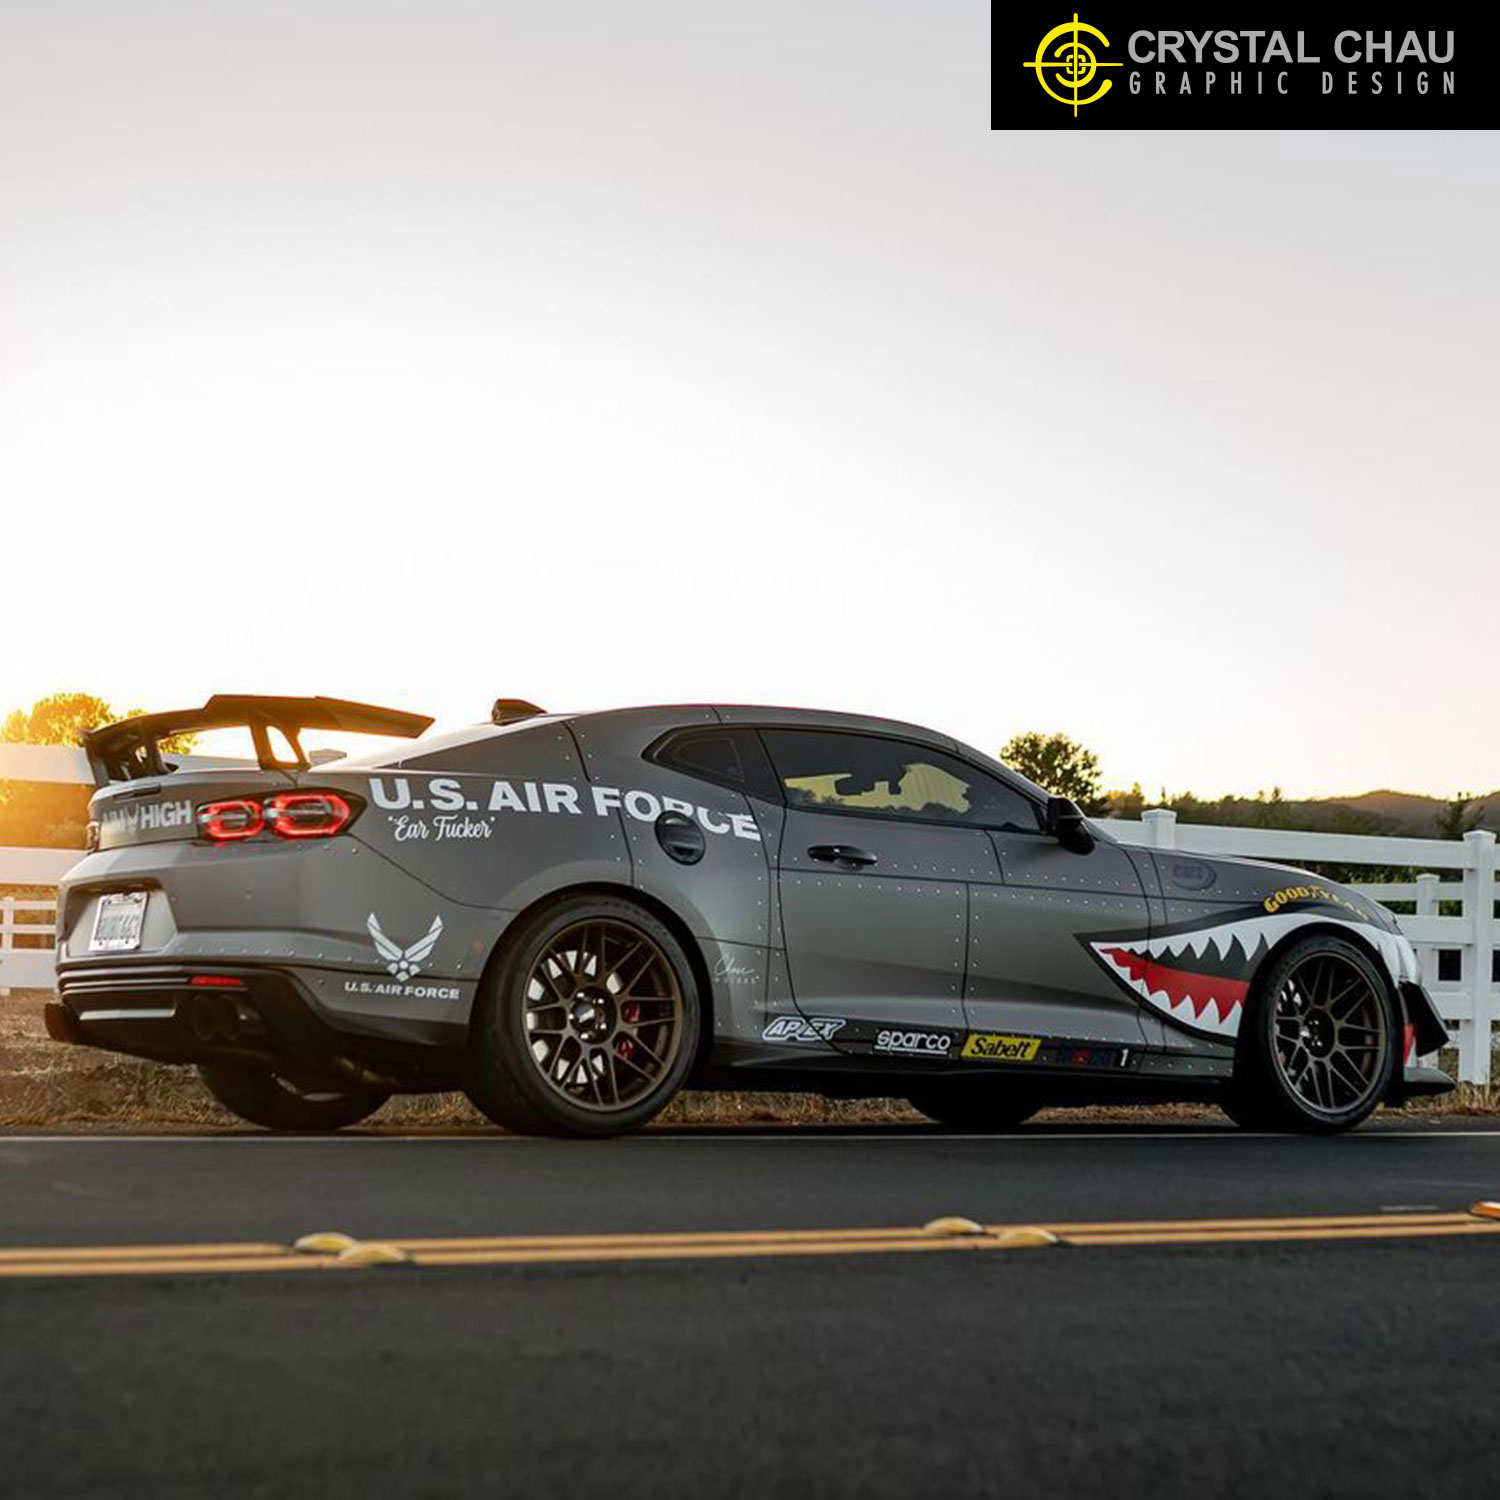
left=1045, top=795, right=1095, bottom=853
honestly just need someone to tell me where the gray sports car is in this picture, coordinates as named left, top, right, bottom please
left=48, top=696, right=1452, bottom=1135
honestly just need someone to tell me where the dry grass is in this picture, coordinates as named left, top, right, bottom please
left=2, top=991, right=1494, bottom=1131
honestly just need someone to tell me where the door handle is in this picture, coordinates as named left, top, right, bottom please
left=807, top=844, right=878, bottom=869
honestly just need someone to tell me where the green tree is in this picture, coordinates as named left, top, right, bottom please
left=0, top=694, right=198, bottom=849
left=1000, top=730, right=1108, bottom=815
left=1436, top=793, right=1485, bottom=840
left=1, top=692, right=196, bottom=752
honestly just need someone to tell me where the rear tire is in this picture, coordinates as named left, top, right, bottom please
left=465, top=895, right=700, bottom=1138
left=1232, top=933, right=1397, bottom=1134
left=197, top=1062, right=388, bottom=1132
left=907, top=1086, right=1040, bottom=1131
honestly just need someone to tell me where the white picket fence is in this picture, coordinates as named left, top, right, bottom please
left=2, top=746, right=1496, bottom=1082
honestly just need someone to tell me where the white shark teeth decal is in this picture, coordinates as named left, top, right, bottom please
left=1090, top=911, right=1386, bottom=1041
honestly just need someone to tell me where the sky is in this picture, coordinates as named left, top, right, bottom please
left=1, top=2, right=1496, bottom=798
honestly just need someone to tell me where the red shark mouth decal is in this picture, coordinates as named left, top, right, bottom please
left=1096, top=947, right=1248, bottom=1028
left=1089, top=906, right=1417, bottom=1043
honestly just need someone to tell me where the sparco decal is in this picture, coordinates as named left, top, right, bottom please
left=367, top=776, right=760, bottom=842
left=873, top=1028, right=954, bottom=1057
left=762, top=1015, right=845, bottom=1044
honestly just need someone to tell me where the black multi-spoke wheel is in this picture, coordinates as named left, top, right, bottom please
left=1231, top=934, right=1397, bottom=1134
left=466, top=896, right=700, bottom=1137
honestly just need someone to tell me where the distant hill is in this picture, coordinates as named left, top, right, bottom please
left=1304, top=790, right=1498, bottom=837
left=1219, top=790, right=1499, bottom=839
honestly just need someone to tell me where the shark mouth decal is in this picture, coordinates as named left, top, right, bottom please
left=1087, top=909, right=1400, bottom=1041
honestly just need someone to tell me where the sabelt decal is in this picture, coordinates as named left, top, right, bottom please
left=762, top=1015, right=845, bottom=1044
left=1086, top=898, right=1417, bottom=1041
left=367, top=775, right=760, bottom=843
left=961, top=1033, right=1042, bottom=1063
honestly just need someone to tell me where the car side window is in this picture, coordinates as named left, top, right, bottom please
left=759, top=729, right=1040, bottom=832
left=649, top=728, right=779, bottom=799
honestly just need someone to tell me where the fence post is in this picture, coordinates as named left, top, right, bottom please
left=1141, top=808, right=1178, bottom=850
left=0, top=894, right=10, bottom=998
left=1461, top=830, right=1497, bottom=1087
left=1414, top=873, right=1441, bottom=1065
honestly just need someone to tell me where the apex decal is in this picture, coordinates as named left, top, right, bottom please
left=762, top=1015, right=845, bottom=1044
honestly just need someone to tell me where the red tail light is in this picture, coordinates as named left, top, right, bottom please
left=265, top=792, right=353, bottom=839
left=199, top=800, right=266, bottom=841
left=197, top=791, right=356, bottom=842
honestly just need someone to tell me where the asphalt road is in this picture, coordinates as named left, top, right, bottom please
left=4, top=1120, right=1500, bottom=1499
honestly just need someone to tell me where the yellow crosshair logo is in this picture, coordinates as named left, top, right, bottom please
left=1024, top=14, right=1120, bottom=115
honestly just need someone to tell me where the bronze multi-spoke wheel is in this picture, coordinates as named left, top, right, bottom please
left=466, top=896, right=700, bottom=1137
left=1271, top=951, right=1388, bottom=1115
left=1229, top=934, right=1397, bottom=1134
left=523, top=919, right=686, bottom=1112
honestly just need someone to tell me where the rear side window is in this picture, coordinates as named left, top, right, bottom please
left=759, top=729, right=1040, bottom=832
left=649, top=729, right=778, bottom=799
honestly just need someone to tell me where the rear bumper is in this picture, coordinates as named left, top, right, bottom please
left=49, top=963, right=462, bottom=1090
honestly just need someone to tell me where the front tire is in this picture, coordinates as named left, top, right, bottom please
left=197, top=1062, right=388, bottom=1132
left=1232, top=934, right=1397, bottom=1134
left=465, top=895, right=700, bottom=1137
left=907, top=1085, right=1040, bottom=1131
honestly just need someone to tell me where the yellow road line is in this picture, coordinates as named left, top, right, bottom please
left=0, top=1254, right=329, bottom=1279
left=2, top=1212, right=1497, bottom=1279
left=383, top=1212, right=1476, bottom=1253
left=1064, top=1222, right=1500, bottom=1247
left=0, top=1241, right=284, bottom=1264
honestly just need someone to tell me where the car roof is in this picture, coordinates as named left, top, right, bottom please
left=560, top=703, right=958, bottom=748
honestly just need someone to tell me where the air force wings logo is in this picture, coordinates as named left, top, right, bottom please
left=367, top=913, right=443, bottom=982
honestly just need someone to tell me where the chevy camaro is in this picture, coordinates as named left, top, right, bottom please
left=48, top=696, right=1452, bottom=1135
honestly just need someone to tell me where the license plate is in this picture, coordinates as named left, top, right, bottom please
left=90, top=891, right=148, bottom=952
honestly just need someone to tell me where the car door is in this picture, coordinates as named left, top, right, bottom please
left=760, top=728, right=1001, bottom=1058
left=967, top=821, right=1157, bottom=1051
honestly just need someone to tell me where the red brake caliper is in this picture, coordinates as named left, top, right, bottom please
left=616, top=1000, right=640, bottom=1059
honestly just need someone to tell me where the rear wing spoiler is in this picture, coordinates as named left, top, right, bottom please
left=83, top=696, right=435, bottom=785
